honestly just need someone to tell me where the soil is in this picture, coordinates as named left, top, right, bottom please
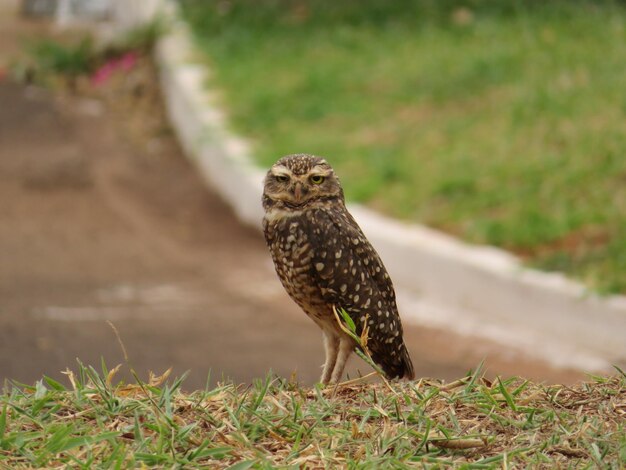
left=0, top=8, right=584, bottom=389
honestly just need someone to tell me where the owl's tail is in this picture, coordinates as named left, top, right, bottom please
left=398, top=343, right=415, bottom=381
left=369, top=340, right=415, bottom=381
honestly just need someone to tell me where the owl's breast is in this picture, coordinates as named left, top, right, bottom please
left=263, top=210, right=329, bottom=319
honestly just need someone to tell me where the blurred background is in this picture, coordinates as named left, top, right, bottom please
left=2, top=0, right=624, bottom=389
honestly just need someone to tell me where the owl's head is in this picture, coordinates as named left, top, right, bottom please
left=263, top=154, right=344, bottom=210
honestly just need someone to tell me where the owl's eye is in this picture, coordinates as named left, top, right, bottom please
left=275, top=174, right=289, bottom=183
left=310, top=175, right=325, bottom=184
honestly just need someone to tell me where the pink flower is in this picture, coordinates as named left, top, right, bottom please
left=118, top=52, right=138, bottom=71
left=90, top=52, right=138, bottom=87
left=91, top=61, right=117, bottom=86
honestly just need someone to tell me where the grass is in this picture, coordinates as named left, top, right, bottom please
left=1, top=361, right=625, bottom=468
left=179, top=0, right=626, bottom=294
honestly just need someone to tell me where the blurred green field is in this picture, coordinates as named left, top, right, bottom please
left=180, top=0, right=626, bottom=293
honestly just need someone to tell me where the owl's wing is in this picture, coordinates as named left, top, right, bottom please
left=307, top=208, right=395, bottom=306
left=307, top=207, right=412, bottom=378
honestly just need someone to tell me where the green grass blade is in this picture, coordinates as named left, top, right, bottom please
left=498, top=377, right=518, bottom=412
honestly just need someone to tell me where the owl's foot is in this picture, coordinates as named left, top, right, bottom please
left=319, top=336, right=355, bottom=384
left=328, top=338, right=353, bottom=384
left=320, top=331, right=340, bottom=384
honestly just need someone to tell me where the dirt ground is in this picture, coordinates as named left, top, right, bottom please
left=0, top=7, right=584, bottom=389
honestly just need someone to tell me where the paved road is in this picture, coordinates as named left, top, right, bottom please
left=0, top=10, right=583, bottom=389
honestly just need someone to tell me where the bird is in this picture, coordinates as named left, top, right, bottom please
left=262, top=153, right=414, bottom=384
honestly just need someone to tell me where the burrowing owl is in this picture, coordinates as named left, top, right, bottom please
left=262, top=154, right=414, bottom=384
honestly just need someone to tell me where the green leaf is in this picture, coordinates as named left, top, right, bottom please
left=464, top=360, right=485, bottom=392
left=187, top=442, right=226, bottom=460
left=613, top=365, right=626, bottom=379
left=61, top=432, right=120, bottom=452
left=338, top=307, right=356, bottom=332
left=511, top=379, right=530, bottom=397
left=250, top=375, right=271, bottom=413
left=497, top=377, right=517, bottom=412
left=133, top=411, right=144, bottom=443
left=177, top=423, right=197, bottom=441
left=44, top=425, right=73, bottom=454
left=31, top=396, right=51, bottom=416
left=135, top=452, right=171, bottom=465
left=0, top=402, right=7, bottom=442
left=226, top=460, right=257, bottom=470
left=202, top=446, right=232, bottom=459
left=43, top=376, right=66, bottom=391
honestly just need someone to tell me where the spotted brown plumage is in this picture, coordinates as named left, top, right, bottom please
left=262, top=154, right=414, bottom=384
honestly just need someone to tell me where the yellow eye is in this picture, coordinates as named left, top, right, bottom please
left=275, top=175, right=289, bottom=183
left=310, top=175, right=325, bottom=184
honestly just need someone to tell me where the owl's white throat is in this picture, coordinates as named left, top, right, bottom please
left=263, top=206, right=305, bottom=223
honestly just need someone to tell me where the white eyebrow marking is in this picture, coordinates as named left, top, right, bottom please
left=271, top=165, right=292, bottom=177
left=308, top=166, right=332, bottom=177
left=310, top=170, right=331, bottom=176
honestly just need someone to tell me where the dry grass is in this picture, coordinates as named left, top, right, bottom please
left=1, top=362, right=624, bottom=468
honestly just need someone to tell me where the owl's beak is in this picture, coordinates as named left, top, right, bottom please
left=293, top=182, right=303, bottom=201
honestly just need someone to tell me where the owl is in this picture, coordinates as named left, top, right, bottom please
left=262, top=154, right=414, bottom=384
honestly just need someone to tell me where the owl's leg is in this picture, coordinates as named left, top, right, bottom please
left=329, top=337, right=354, bottom=384
left=320, top=331, right=340, bottom=384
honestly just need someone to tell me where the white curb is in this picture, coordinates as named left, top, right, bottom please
left=118, top=0, right=626, bottom=373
